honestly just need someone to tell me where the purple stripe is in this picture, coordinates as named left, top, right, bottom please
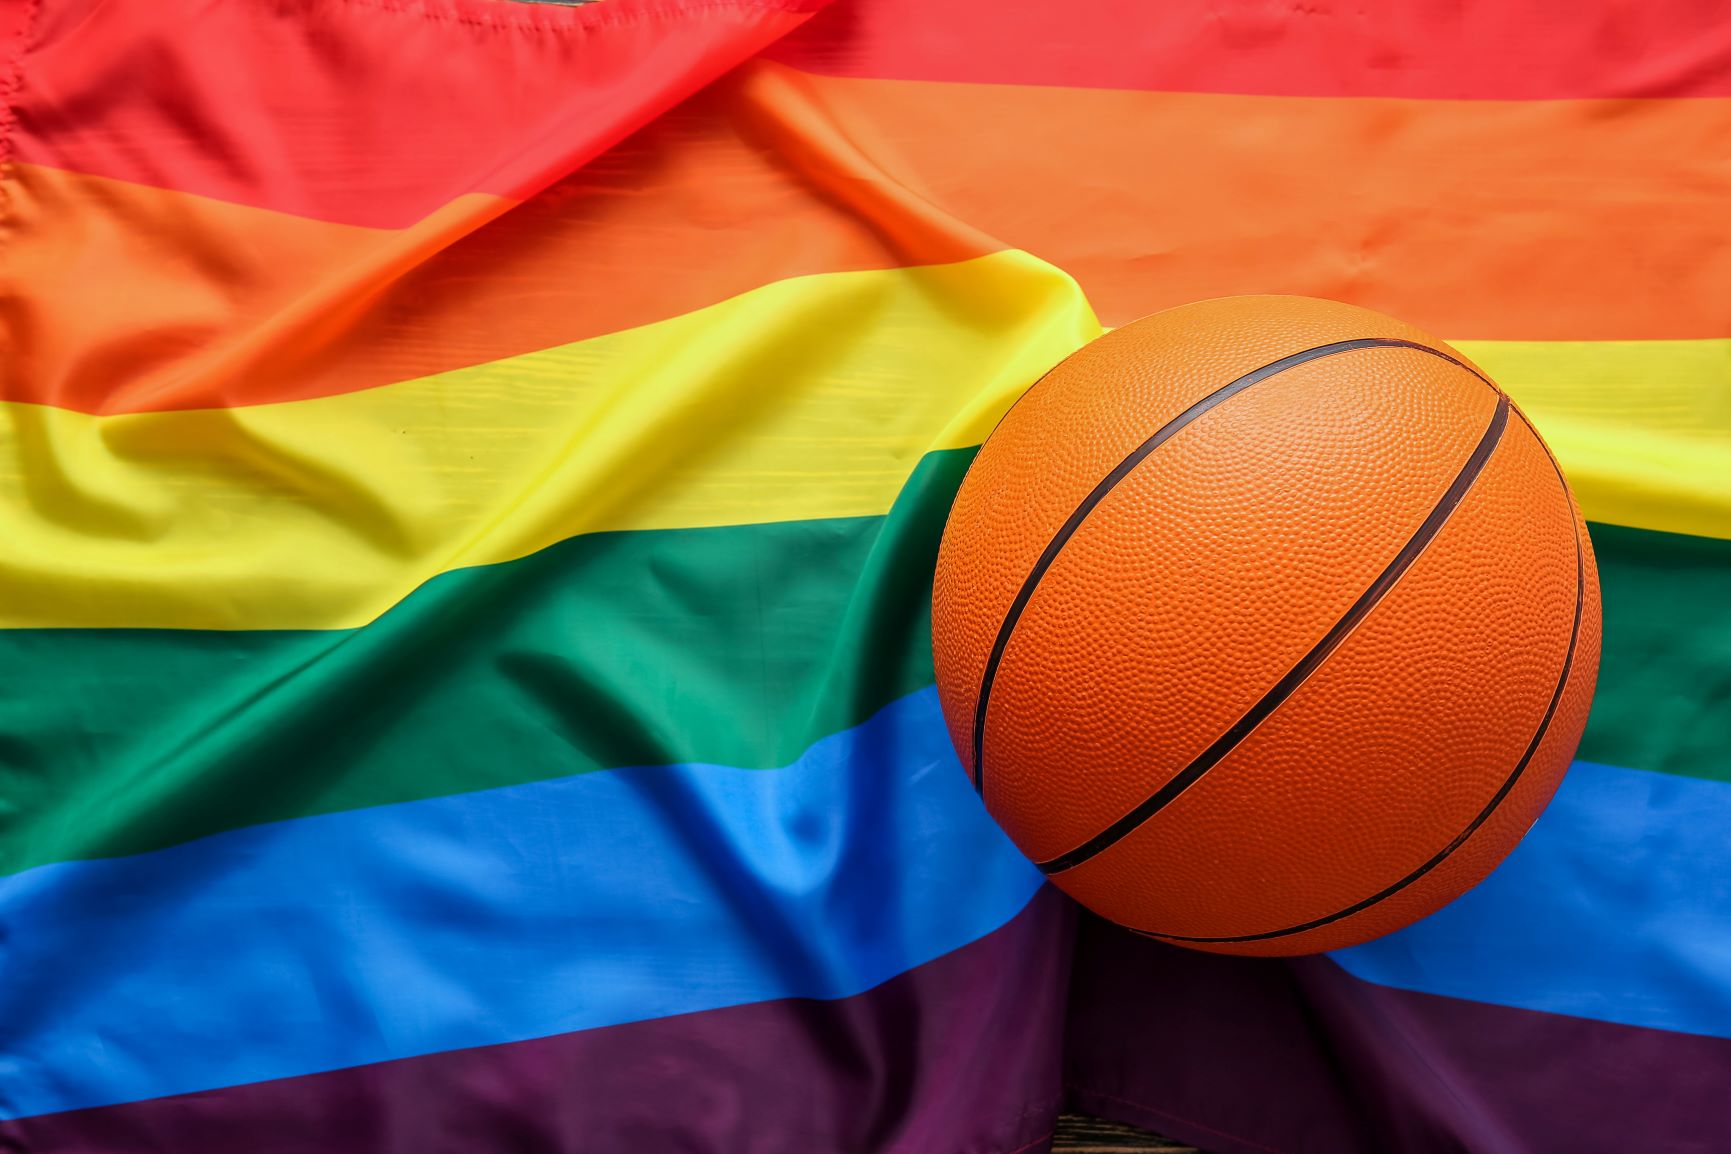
left=1064, top=913, right=1731, bottom=1154
left=1, top=890, right=1072, bottom=1154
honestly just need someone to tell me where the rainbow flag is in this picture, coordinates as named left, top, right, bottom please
left=0, top=0, right=1725, bottom=1150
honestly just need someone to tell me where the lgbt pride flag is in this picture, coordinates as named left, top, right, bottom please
left=0, top=1, right=1726, bottom=1151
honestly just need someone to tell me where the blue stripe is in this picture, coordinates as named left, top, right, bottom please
left=0, top=687, right=1043, bottom=1120
left=1331, top=760, right=1731, bottom=1039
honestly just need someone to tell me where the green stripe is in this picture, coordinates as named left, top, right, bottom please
left=0, top=451, right=971, bottom=878
left=1, top=451, right=1722, bottom=878
left=1578, top=522, right=1731, bottom=783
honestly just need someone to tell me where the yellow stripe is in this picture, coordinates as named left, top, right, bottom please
left=0, top=252, right=1099, bottom=630
left=4, top=259, right=1722, bottom=632
left=1460, top=339, right=1731, bottom=542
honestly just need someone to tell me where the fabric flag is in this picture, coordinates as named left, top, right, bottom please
left=0, top=1, right=1726, bottom=1152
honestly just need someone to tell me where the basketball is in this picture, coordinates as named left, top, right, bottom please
left=932, top=296, right=1602, bottom=956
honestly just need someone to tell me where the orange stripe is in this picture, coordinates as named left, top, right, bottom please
left=780, top=67, right=1731, bottom=340
left=3, top=70, right=994, bottom=414
left=13, top=64, right=1726, bottom=414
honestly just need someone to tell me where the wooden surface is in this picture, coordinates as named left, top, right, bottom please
left=1053, top=1113, right=1200, bottom=1152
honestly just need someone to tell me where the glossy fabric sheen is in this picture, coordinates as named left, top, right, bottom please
left=0, top=689, right=1045, bottom=1119
left=0, top=465, right=1714, bottom=884
left=1, top=117, right=1000, bottom=414
left=0, top=254, right=1094, bottom=631
left=7, top=717, right=1726, bottom=1120
left=4, top=0, right=1730, bottom=1149
left=770, top=0, right=1731, bottom=98
left=13, top=0, right=828, bottom=225
left=0, top=890, right=1076, bottom=1154
left=0, top=453, right=965, bottom=877
left=763, top=69, right=1731, bottom=342
left=1331, top=759, right=1731, bottom=1037
left=1, top=323, right=1723, bottom=634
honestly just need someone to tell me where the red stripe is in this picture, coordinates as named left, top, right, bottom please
left=5, top=64, right=993, bottom=415
left=0, top=889, right=1072, bottom=1153
left=768, top=0, right=1731, bottom=99
left=15, top=0, right=826, bottom=227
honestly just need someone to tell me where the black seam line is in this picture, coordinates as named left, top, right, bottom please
left=1036, top=391, right=1512, bottom=875
left=1143, top=419, right=1588, bottom=945
left=970, top=337, right=1466, bottom=796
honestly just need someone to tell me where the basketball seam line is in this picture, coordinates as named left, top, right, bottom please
left=970, top=337, right=1437, bottom=800
left=1144, top=419, right=1587, bottom=944
left=1036, top=389, right=1512, bottom=875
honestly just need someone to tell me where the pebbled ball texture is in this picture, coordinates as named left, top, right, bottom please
left=931, top=295, right=1600, bottom=956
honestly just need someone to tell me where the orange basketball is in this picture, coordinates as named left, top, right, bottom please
left=932, top=296, right=1601, bottom=956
